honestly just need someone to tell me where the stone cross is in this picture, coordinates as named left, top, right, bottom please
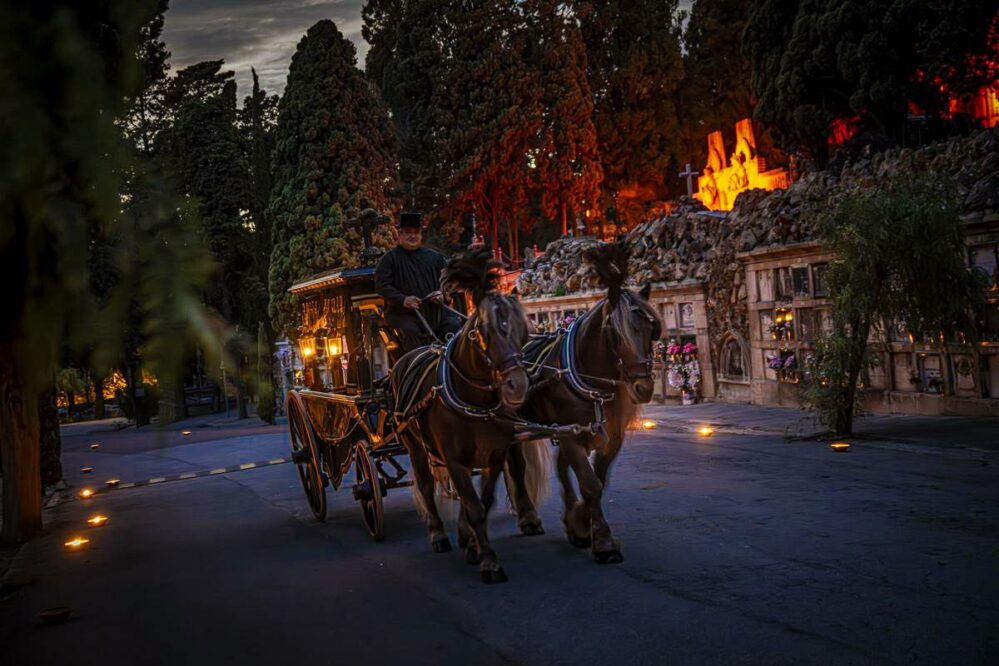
left=678, top=163, right=699, bottom=197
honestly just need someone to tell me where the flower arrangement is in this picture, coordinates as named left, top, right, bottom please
left=660, top=338, right=701, bottom=399
left=767, top=350, right=797, bottom=381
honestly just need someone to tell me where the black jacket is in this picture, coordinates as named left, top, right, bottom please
left=375, top=246, right=449, bottom=317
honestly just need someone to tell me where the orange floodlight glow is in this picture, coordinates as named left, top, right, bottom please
left=64, top=537, right=90, bottom=551
left=87, top=514, right=109, bottom=527
left=79, top=488, right=94, bottom=499
left=831, top=442, right=850, bottom=452
left=694, top=119, right=789, bottom=211
left=641, top=420, right=657, bottom=430
left=697, top=426, right=715, bottom=437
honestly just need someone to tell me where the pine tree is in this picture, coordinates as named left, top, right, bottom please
left=528, top=1, right=603, bottom=237
left=580, top=0, right=685, bottom=224
left=160, top=61, right=259, bottom=328
left=268, top=20, right=397, bottom=334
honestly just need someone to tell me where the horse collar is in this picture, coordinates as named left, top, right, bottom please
left=562, top=304, right=616, bottom=403
left=438, top=333, right=501, bottom=420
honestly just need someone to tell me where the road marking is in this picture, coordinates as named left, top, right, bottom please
left=79, top=457, right=292, bottom=497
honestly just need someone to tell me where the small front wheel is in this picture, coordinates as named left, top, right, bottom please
left=353, top=441, right=385, bottom=540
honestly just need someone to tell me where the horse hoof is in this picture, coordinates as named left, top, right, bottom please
left=520, top=523, right=545, bottom=537
left=480, top=567, right=509, bottom=584
left=431, top=537, right=452, bottom=553
left=594, top=549, right=624, bottom=564
left=567, top=533, right=591, bottom=549
left=465, top=547, right=481, bottom=565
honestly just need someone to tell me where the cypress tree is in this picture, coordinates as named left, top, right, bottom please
left=435, top=0, right=544, bottom=258
left=364, top=0, right=449, bottom=217
left=581, top=0, right=685, bottom=223
left=678, top=0, right=757, bottom=169
left=528, top=0, right=603, bottom=237
left=268, top=20, right=397, bottom=334
left=743, top=0, right=998, bottom=161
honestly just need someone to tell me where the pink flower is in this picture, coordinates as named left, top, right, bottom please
left=667, top=344, right=681, bottom=355
left=682, top=343, right=697, bottom=354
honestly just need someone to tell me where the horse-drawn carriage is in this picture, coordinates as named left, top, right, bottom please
left=284, top=263, right=407, bottom=540
left=283, top=228, right=662, bottom=581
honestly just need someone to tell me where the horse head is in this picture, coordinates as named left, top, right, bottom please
left=584, top=241, right=662, bottom=404
left=442, top=248, right=530, bottom=410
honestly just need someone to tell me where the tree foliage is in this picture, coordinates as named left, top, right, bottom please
left=805, top=172, right=985, bottom=434
left=744, top=0, right=998, bottom=161
left=528, top=0, right=603, bottom=237
left=268, top=20, right=397, bottom=334
left=0, top=0, right=217, bottom=543
left=678, top=0, right=757, bottom=169
left=580, top=0, right=685, bottom=222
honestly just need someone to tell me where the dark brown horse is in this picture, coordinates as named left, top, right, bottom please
left=391, top=248, right=542, bottom=583
left=516, top=241, right=662, bottom=563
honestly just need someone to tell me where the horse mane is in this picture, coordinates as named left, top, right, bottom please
left=441, top=247, right=502, bottom=302
left=583, top=240, right=631, bottom=304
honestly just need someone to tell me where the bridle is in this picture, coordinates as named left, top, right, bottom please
left=450, top=301, right=525, bottom=394
left=602, top=294, right=660, bottom=386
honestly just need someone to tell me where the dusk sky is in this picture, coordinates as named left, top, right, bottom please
left=162, top=0, right=369, bottom=98
left=162, top=1, right=694, bottom=101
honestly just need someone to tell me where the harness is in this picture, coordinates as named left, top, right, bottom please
left=524, top=295, right=660, bottom=442
left=393, top=323, right=602, bottom=445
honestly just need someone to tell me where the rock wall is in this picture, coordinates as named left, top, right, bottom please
left=517, top=127, right=999, bottom=367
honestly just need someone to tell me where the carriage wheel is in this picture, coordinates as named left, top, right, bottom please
left=287, top=391, right=327, bottom=522
left=354, top=441, right=384, bottom=540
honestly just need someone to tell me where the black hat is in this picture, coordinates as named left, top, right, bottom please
left=398, top=212, right=423, bottom=229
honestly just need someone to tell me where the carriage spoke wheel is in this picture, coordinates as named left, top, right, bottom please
left=354, top=441, right=384, bottom=540
left=287, top=391, right=327, bottom=522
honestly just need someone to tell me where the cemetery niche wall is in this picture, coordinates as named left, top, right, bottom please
left=518, top=128, right=999, bottom=417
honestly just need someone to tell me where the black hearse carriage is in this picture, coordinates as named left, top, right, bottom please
left=284, top=213, right=411, bottom=540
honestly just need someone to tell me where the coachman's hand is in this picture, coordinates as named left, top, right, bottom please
left=403, top=296, right=422, bottom=310
left=427, top=290, right=444, bottom=304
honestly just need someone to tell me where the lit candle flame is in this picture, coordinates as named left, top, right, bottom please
left=830, top=442, right=850, bottom=452
left=87, top=515, right=108, bottom=527
left=641, top=420, right=656, bottom=430
left=697, top=426, right=715, bottom=437
left=79, top=488, right=94, bottom=499
left=64, top=537, right=90, bottom=550
left=105, top=479, right=120, bottom=487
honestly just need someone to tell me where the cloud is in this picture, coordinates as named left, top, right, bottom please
left=161, top=0, right=368, bottom=99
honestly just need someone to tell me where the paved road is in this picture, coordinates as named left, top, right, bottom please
left=2, top=411, right=997, bottom=664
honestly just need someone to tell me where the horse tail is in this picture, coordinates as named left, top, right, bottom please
left=519, top=439, right=552, bottom=510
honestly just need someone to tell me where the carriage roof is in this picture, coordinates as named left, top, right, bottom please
left=288, top=265, right=377, bottom=295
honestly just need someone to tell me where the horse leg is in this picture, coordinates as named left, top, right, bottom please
left=458, top=505, right=478, bottom=564
left=561, top=440, right=622, bottom=564
left=506, top=442, right=544, bottom=536
left=557, top=445, right=589, bottom=548
left=405, top=434, right=451, bottom=553
left=447, top=459, right=507, bottom=583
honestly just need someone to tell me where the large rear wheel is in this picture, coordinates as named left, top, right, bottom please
left=353, top=441, right=384, bottom=540
left=287, top=391, right=327, bottom=522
